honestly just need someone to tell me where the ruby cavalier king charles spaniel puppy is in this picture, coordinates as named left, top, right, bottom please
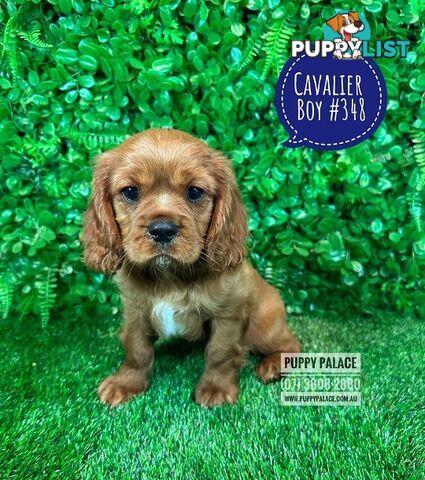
left=83, top=129, right=301, bottom=408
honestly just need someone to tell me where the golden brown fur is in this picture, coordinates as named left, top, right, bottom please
left=82, top=129, right=301, bottom=408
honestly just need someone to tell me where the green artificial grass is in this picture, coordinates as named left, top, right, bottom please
left=1, top=313, right=423, bottom=479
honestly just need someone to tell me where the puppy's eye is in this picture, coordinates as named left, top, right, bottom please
left=187, top=186, right=204, bottom=202
left=121, top=186, right=140, bottom=203
left=342, top=21, right=347, bottom=25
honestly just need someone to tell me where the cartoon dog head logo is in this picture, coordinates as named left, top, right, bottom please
left=326, top=12, right=364, bottom=42
left=326, top=12, right=366, bottom=59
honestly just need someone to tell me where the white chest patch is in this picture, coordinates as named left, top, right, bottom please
left=152, top=302, right=186, bottom=337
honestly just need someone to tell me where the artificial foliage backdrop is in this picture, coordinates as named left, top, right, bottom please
left=0, top=0, right=424, bottom=324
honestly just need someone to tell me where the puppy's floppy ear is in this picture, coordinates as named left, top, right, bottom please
left=326, top=14, right=342, bottom=32
left=349, top=11, right=360, bottom=21
left=82, top=152, right=123, bottom=273
left=205, top=151, right=249, bottom=271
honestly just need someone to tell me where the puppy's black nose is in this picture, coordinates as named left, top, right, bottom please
left=148, top=219, right=179, bottom=245
left=354, top=20, right=363, bottom=28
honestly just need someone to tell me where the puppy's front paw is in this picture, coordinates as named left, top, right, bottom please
left=256, top=353, right=282, bottom=383
left=195, top=381, right=239, bottom=407
left=98, top=373, right=148, bottom=407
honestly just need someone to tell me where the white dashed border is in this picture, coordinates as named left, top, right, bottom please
left=280, top=54, right=384, bottom=147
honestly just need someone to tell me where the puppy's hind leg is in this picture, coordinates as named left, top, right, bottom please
left=246, top=282, right=301, bottom=383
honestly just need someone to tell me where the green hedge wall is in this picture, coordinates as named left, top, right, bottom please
left=1, top=0, right=424, bottom=324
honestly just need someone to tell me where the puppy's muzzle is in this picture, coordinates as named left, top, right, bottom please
left=148, top=219, right=179, bottom=246
left=354, top=20, right=363, bottom=28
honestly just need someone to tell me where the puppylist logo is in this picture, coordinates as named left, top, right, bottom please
left=275, top=11, right=409, bottom=150
left=293, top=12, right=410, bottom=60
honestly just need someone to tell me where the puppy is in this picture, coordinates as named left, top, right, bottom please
left=82, top=129, right=301, bottom=407
left=326, top=12, right=364, bottom=59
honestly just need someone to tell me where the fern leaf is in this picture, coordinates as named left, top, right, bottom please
left=0, top=278, right=13, bottom=320
left=412, top=131, right=425, bottom=190
left=261, top=18, right=295, bottom=80
left=1, top=3, right=47, bottom=80
left=241, top=37, right=263, bottom=70
left=18, top=22, right=52, bottom=48
left=410, top=131, right=425, bottom=231
left=2, top=15, right=19, bottom=79
left=262, top=265, right=285, bottom=289
left=67, top=128, right=129, bottom=149
left=126, top=0, right=158, bottom=15
left=36, top=267, right=57, bottom=328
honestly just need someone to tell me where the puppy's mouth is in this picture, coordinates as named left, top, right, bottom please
left=343, top=31, right=352, bottom=41
left=153, top=254, right=173, bottom=268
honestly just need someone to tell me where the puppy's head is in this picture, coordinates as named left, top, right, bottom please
left=82, top=129, right=248, bottom=274
left=326, top=12, right=364, bottom=41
